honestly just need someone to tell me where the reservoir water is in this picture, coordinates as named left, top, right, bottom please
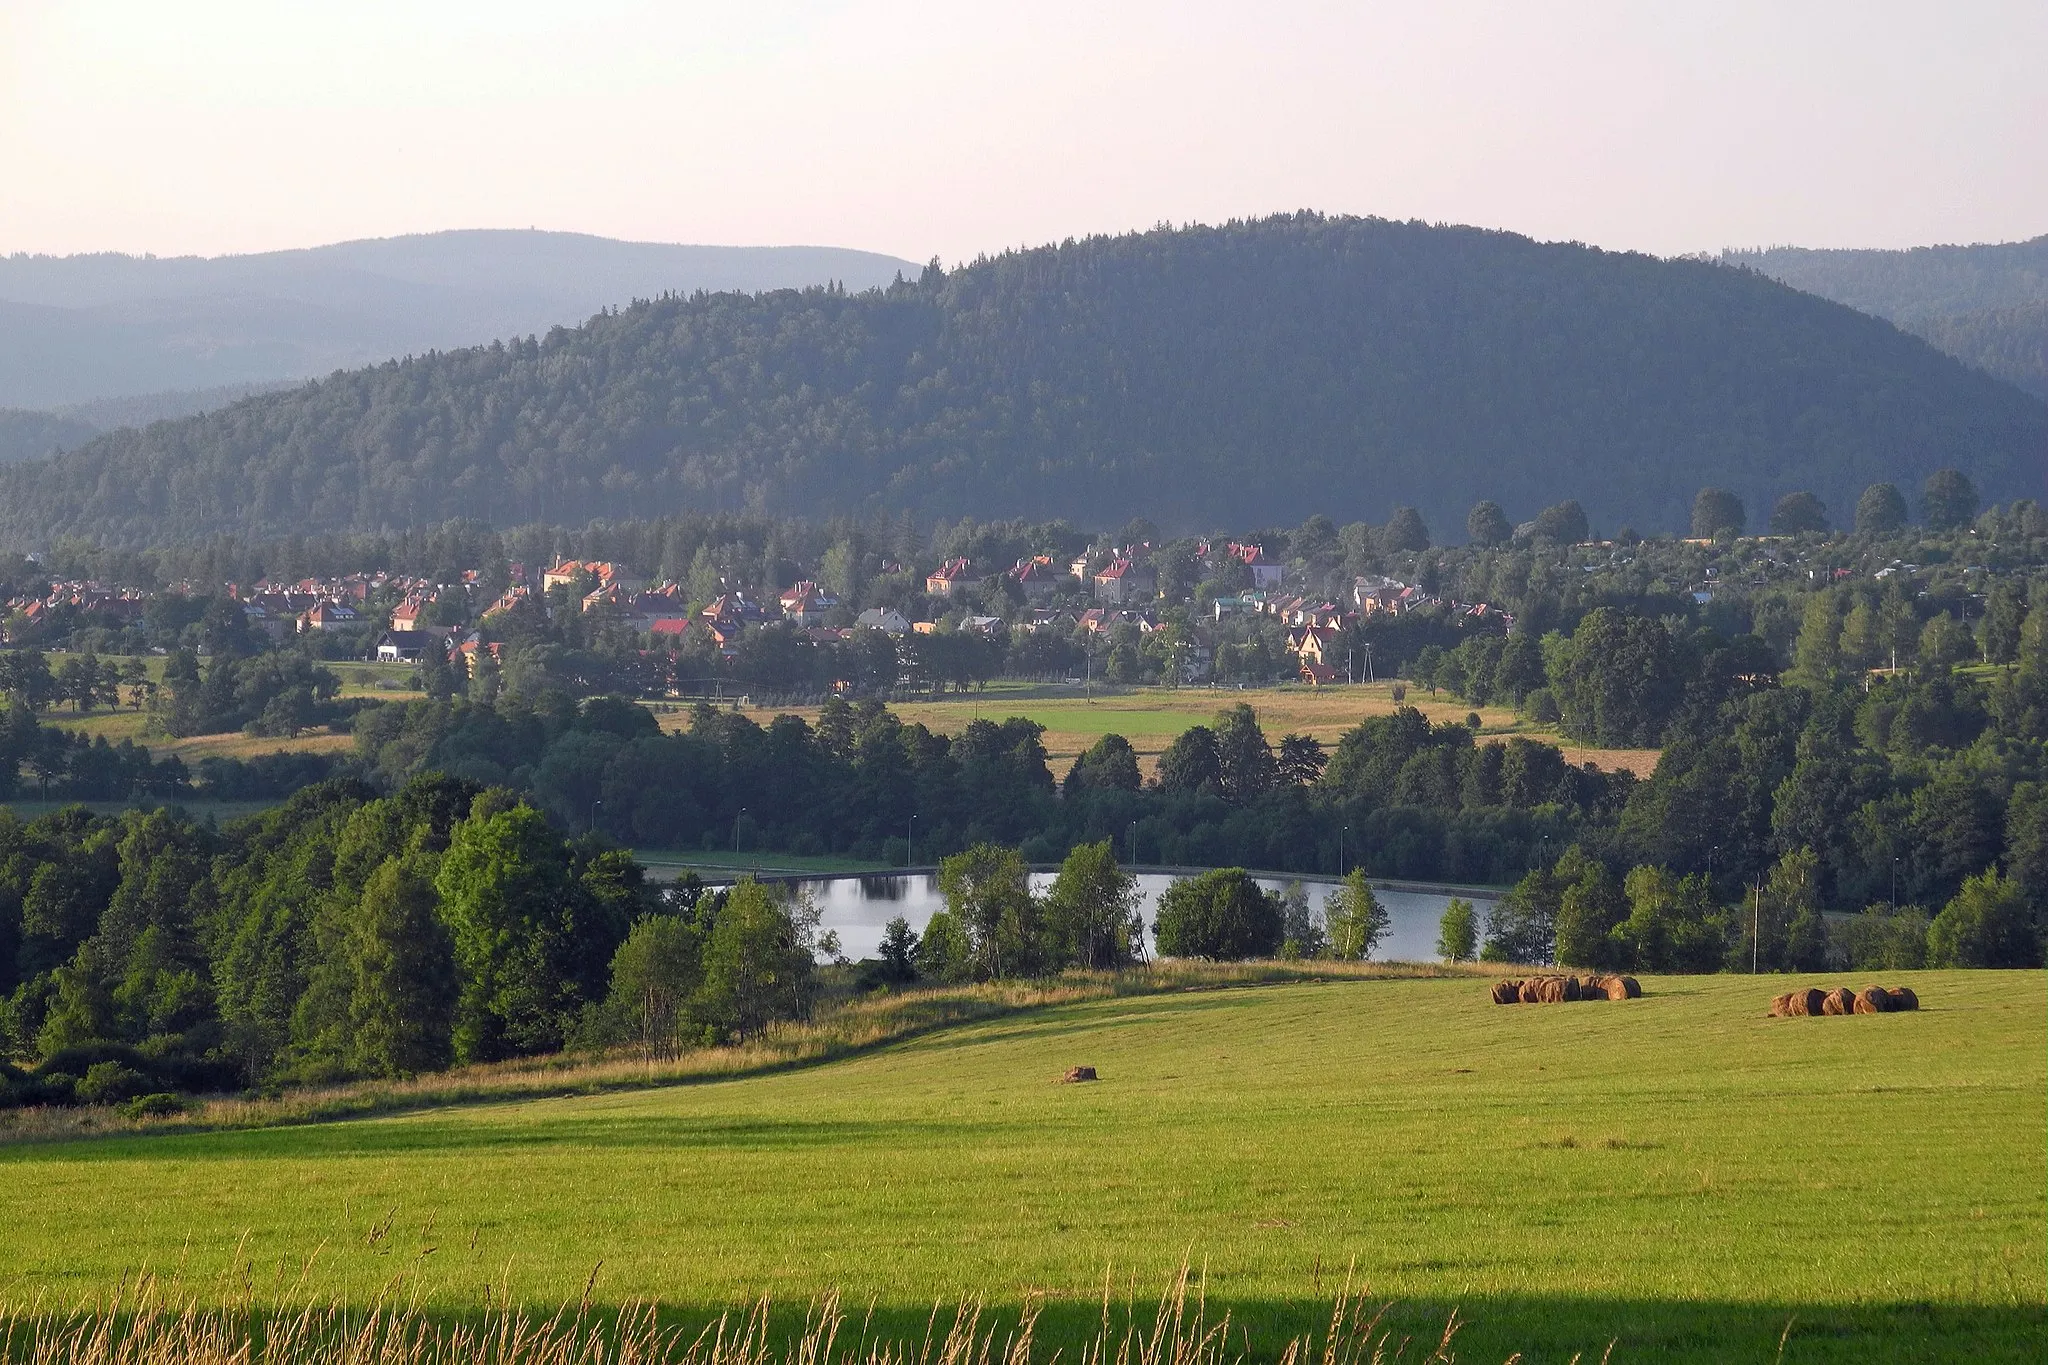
left=780, top=872, right=1491, bottom=963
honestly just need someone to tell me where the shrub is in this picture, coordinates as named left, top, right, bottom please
left=76, top=1061, right=150, bottom=1106
left=120, top=1092, right=189, bottom=1119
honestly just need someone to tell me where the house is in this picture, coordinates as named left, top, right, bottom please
left=778, top=581, right=839, bottom=626
left=374, top=631, right=429, bottom=663
left=647, top=616, right=692, bottom=638
left=297, top=601, right=358, bottom=633
left=388, top=597, right=431, bottom=632
left=1069, top=554, right=1093, bottom=583
left=542, top=560, right=645, bottom=593
left=961, top=615, right=1007, bottom=637
left=1289, top=625, right=1342, bottom=668
left=1007, top=557, right=1062, bottom=604
left=1353, top=575, right=1413, bottom=616
left=1093, top=558, right=1158, bottom=606
left=1300, top=659, right=1339, bottom=686
left=453, top=634, right=505, bottom=678
left=1231, top=542, right=1285, bottom=590
left=925, top=558, right=976, bottom=599
left=854, top=607, right=912, bottom=636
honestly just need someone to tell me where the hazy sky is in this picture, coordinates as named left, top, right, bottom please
left=3, top=0, right=2043, bottom=263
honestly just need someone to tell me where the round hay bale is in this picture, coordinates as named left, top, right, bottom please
left=1602, top=976, right=1632, bottom=1001
left=1519, top=979, right=1545, bottom=1004
left=1616, top=976, right=1641, bottom=999
left=1786, top=988, right=1824, bottom=1016
left=1886, top=985, right=1919, bottom=1012
left=1537, top=976, right=1567, bottom=1004
left=1821, top=987, right=1855, bottom=1016
left=1854, top=986, right=1890, bottom=1014
left=1562, top=975, right=1583, bottom=1002
left=1768, top=992, right=1793, bottom=1017
left=1063, top=1066, right=1098, bottom=1083
left=1490, top=980, right=1520, bottom=1005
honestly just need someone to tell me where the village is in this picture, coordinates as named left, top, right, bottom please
left=4, top=537, right=1513, bottom=694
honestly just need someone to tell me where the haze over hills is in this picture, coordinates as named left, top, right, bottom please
left=0, top=213, right=2040, bottom=550
left=1726, top=236, right=2048, bottom=399
left=0, top=231, right=921, bottom=409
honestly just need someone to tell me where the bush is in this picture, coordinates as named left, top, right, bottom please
left=1524, top=687, right=1560, bottom=725
left=76, top=1061, right=151, bottom=1105
left=120, top=1092, right=190, bottom=1119
left=1154, top=868, right=1282, bottom=960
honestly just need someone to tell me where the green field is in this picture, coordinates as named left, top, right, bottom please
left=2, top=972, right=2042, bottom=1361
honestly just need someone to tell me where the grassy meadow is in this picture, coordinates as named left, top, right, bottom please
left=691, top=683, right=1663, bottom=784
left=2, top=970, right=2040, bottom=1362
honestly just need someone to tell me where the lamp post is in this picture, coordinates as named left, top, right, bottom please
left=907, top=813, right=919, bottom=870
left=1128, top=821, right=1138, bottom=867
left=733, top=807, right=746, bottom=856
left=1339, top=824, right=1349, bottom=877
left=589, top=799, right=603, bottom=835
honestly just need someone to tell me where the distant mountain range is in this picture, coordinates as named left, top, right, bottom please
left=0, top=213, right=2038, bottom=549
left=0, top=231, right=920, bottom=410
left=1726, top=235, right=2048, bottom=399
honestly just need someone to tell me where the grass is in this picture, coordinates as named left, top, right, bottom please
left=636, top=849, right=898, bottom=879
left=1, top=968, right=2039, bottom=1361
left=688, top=685, right=1662, bottom=783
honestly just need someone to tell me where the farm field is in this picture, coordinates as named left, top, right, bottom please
left=684, top=683, right=1663, bottom=783
left=2, top=971, right=2039, bottom=1362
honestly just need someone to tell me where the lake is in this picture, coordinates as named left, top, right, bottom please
left=783, top=872, right=1488, bottom=963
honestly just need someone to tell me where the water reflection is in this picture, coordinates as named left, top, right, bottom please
left=783, top=872, right=1483, bottom=964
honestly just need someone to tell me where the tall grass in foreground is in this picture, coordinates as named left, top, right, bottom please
left=1, top=961, right=1483, bottom=1145
left=1, top=1268, right=1489, bottom=1365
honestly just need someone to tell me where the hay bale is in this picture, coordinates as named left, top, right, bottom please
left=1063, top=1066, right=1098, bottom=1083
left=1768, top=992, right=1793, bottom=1017
left=1616, top=976, right=1641, bottom=999
left=1854, top=986, right=1891, bottom=1014
left=1519, top=979, right=1545, bottom=1004
left=1537, top=976, right=1567, bottom=1004
left=1821, top=987, right=1855, bottom=1016
left=1785, top=987, right=1824, bottom=1016
left=1601, top=976, right=1632, bottom=1001
left=1562, top=975, right=1583, bottom=1002
left=1490, top=980, right=1520, bottom=1005
left=1886, top=985, right=1919, bottom=1012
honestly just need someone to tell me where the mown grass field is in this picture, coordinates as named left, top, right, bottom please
left=3, top=971, right=2040, bottom=1362
left=694, top=684, right=1663, bottom=784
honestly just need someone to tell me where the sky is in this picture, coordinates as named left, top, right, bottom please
left=2, top=0, right=2043, bottom=264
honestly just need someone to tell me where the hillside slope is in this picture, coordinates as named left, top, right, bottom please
left=1, top=214, right=2041, bottom=548
left=1726, top=236, right=2048, bottom=398
left=0, top=231, right=920, bottom=408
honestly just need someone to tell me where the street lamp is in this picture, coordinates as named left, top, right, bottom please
left=1128, top=821, right=1138, bottom=867
left=1339, top=824, right=1349, bottom=877
left=589, top=798, right=603, bottom=835
left=733, top=807, right=746, bottom=856
left=907, top=813, right=919, bottom=869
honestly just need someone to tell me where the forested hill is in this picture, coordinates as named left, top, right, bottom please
left=1725, top=235, right=2048, bottom=399
left=1, top=214, right=2041, bottom=549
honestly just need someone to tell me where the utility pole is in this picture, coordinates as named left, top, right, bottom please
left=1752, top=877, right=1762, bottom=974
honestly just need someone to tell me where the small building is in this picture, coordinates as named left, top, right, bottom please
left=297, top=601, right=359, bottom=633
left=925, top=558, right=976, bottom=600
left=374, top=631, right=428, bottom=663
left=1093, top=558, right=1158, bottom=606
left=854, top=607, right=912, bottom=636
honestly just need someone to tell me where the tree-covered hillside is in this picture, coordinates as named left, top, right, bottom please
left=1727, top=235, right=2048, bottom=399
left=2, top=214, right=2040, bottom=549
